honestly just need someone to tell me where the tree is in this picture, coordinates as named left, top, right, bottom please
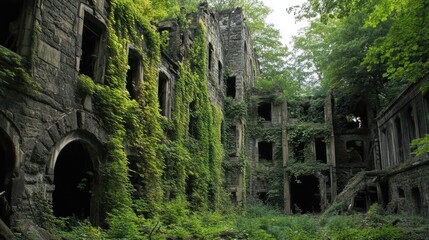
left=293, top=0, right=429, bottom=154
left=293, top=0, right=429, bottom=89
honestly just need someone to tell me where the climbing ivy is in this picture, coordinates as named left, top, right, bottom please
left=0, top=46, right=41, bottom=95
left=78, top=0, right=228, bottom=227
left=165, top=18, right=226, bottom=210
left=286, top=123, right=331, bottom=178
left=76, top=1, right=167, bottom=236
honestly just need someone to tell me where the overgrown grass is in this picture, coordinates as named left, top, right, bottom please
left=41, top=202, right=428, bottom=239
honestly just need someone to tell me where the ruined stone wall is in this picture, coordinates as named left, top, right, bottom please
left=387, top=162, right=429, bottom=217
left=374, top=80, right=429, bottom=217
left=377, top=81, right=429, bottom=169
left=0, top=0, right=110, bottom=225
left=219, top=8, right=256, bottom=101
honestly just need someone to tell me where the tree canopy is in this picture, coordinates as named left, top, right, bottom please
left=292, top=0, right=429, bottom=91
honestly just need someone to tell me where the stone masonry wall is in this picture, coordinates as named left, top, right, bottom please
left=0, top=0, right=110, bottom=224
left=387, top=162, right=429, bottom=217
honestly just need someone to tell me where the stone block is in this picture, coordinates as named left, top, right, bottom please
left=38, top=40, right=61, bottom=68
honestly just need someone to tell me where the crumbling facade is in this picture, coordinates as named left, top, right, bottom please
left=0, top=0, right=261, bottom=229
left=0, top=1, right=428, bottom=234
left=375, top=81, right=429, bottom=217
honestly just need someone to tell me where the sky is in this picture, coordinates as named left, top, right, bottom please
left=260, top=0, right=308, bottom=47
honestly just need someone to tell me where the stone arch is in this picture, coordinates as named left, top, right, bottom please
left=29, top=110, right=107, bottom=225
left=0, top=112, right=22, bottom=226
left=50, top=131, right=103, bottom=224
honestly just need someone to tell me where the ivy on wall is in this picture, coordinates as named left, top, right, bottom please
left=286, top=123, right=331, bottom=179
left=0, top=46, right=41, bottom=95
left=78, top=2, right=227, bottom=234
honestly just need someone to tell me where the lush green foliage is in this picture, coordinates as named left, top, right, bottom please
left=37, top=195, right=428, bottom=240
left=76, top=2, right=227, bottom=238
left=292, top=0, right=429, bottom=157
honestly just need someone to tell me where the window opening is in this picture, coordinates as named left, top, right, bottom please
left=345, top=114, right=362, bottom=129
left=230, top=191, right=237, bottom=204
left=411, top=187, right=422, bottom=215
left=126, top=49, right=142, bottom=100
left=158, top=72, right=169, bottom=117
left=258, top=141, right=273, bottom=161
left=208, top=43, right=213, bottom=70
left=315, top=138, right=327, bottom=163
left=0, top=0, right=24, bottom=52
left=226, top=76, right=236, bottom=98
left=80, top=12, right=103, bottom=80
left=53, top=141, right=93, bottom=220
left=257, top=102, right=271, bottom=121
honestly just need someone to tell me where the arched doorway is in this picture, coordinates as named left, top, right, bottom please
left=52, top=141, right=94, bottom=219
left=0, top=128, right=15, bottom=225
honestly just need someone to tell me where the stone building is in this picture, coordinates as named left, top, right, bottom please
left=374, top=80, right=429, bottom=217
left=1, top=0, right=428, bottom=235
left=0, top=0, right=111, bottom=227
left=0, top=0, right=261, bottom=230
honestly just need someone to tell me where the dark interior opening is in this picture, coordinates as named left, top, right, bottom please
left=294, top=142, right=305, bottom=162
left=158, top=72, right=168, bottom=117
left=185, top=175, right=196, bottom=207
left=291, top=175, right=320, bottom=213
left=411, top=187, right=422, bottom=215
left=127, top=156, right=142, bottom=199
left=208, top=43, right=213, bottom=70
left=218, top=61, right=223, bottom=86
left=226, top=76, right=236, bottom=98
left=80, top=13, right=102, bottom=79
left=353, top=191, right=367, bottom=211
left=0, top=129, right=14, bottom=226
left=315, top=138, right=327, bottom=163
left=380, top=181, right=389, bottom=207
left=53, top=141, right=93, bottom=219
left=395, top=117, right=403, bottom=162
left=257, top=192, right=268, bottom=204
left=346, top=140, right=364, bottom=163
left=230, top=191, right=237, bottom=204
left=0, top=0, right=24, bottom=52
left=126, top=50, right=141, bottom=100
left=189, top=101, right=198, bottom=138
left=258, top=141, right=273, bottom=161
left=257, top=102, right=271, bottom=121
left=398, top=187, right=405, bottom=198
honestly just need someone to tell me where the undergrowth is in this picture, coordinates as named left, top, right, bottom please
left=36, top=201, right=428, bottom=239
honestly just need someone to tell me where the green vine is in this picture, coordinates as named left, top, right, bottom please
left=0, top=46, right=41, bottom=95
left=286, top=123, right=331, bottom=178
